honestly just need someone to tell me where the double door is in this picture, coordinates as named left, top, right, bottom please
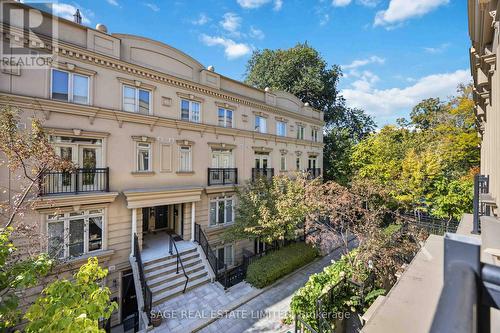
left=55, top=145, right=102, bottom=193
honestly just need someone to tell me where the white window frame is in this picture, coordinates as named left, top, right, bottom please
left=215, top=244, right=234, bottom=269
left=46, top=209, right=105, bottom=259
left=218, top=107, right=234, bottom=128
left=280, top=155, right=287, bottom=171
left=50, top=68, right=90, bottom=105
left=136, top=142, right=152, bottom=172
left=276, top=121, right=287, bottom=137
left=297, top=125, right=305, bottom=140
left=122, top=85, right=152, bottom=115
left=178, top=145, right=193, bottom=172
left=312, top=128, right=319, bottom=142
left=255, top=116, right=267, bottom=134
left=209, top=196, right=235, bottom=227
left=181, top=99, right=201, bottom=123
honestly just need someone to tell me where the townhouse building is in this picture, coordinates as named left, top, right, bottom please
left=0, top=2, right=324, bottom=329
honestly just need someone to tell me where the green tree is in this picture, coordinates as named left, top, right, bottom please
left=244, top=43, right=375, bottom=183
left=24, top=257, right=118, bottom=332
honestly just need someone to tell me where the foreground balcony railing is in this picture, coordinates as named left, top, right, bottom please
left=430, top=232, right=500, bottom=333
left=207, top=168, right=238, bottom=186
left=306, top=168, right=321, bottom=179
left=39, top=168, right=109, bottom=196
left=252, top=168, right=274, bottom=182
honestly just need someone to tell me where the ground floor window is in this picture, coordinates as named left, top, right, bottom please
left=209, top=196, right=234, bottom=226
left=215, top=244, right=234, bottom=270
left=47, top=209, right=104, bottom=259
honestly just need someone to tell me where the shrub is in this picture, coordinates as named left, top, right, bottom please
left=246, top=242, right=318, bottom=288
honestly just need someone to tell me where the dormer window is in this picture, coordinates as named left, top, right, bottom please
left=123, top=85, right=151, bottom=115
left=51, top=69, right=89, bottom=105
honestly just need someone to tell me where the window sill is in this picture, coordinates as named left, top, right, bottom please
left=208, top=223, right=234, bottom=230
left=55, top=249, right=115, bottom=269
left=131, top=171, right=155, bottom=176
left=176, top=171, right=195, bottom=175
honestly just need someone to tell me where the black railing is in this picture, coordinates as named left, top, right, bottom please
left=295, top=314, right=318, bottom=333
left=430, top=232, right=500, bottom=333
left=39, top=167, right=109, bottom=195
left=207, top=168, right=238, bottom=186
left=252, top=168, right=274, bottom=181
left=400, top=212, right=459, bottom=235
left=194, top=223, right=221, bottom=277
left=307, top=168, right=322, bottom=179
left=133, top=234, right=152, bottom=325
left=473, top=174, right=490, bottom=234
left=168, top=234, right=189, bottom=293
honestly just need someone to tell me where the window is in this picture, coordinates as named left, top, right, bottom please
left=312, top=129, right=319, bottom=142
left=51, top=69, right=89, bottom=104
left=276, top=121, right=287, bottom=137
left=255, top=116, right=267, bottom=133
left=181, top=99, right=201, bottom=123
left=297, top=125, right=305, bottom=140
left=179, top=146, right=192, bottom=172
left=209, top=196, right=234, bottom=226
left=137, top=142, right=152, bottom=172
left=296, top=157, right=301, bottom=171
left=280, top=155, right=287, bottom=171
left=218, top=108, right=233, bottom=128
left=46, top=209, right=104, bottom=259
left=215, top=244, right=234, bottom=269
left=123, top=85, right=151, bottom=114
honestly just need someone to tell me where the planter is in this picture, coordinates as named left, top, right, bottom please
left=151, top=312, right=163, bottom=327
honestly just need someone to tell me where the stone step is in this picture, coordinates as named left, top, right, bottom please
left=146, top=262, right=206, bottom=288
left=143, top=251, right=199, bottom=273
left=152, top=275, right=211, bottom=306
left=143, top=248, right=198, bottom=268
left=144, top=256, right=202, bottom=280
left=150, top=269, right=208, bottom=295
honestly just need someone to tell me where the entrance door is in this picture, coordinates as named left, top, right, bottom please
left=154, top=206, right=168, bottom=230
left=142, top=208, right=150, bottom=233
left=121, top=270, right=138, bottom=332
left=55, top=146, right=76, bottom=193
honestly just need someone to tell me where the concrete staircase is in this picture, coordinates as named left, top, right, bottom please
left=143, top=247, right=211, bottom=306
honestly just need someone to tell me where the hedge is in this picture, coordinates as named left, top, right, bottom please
left=246, top=242, right=318, bottom=288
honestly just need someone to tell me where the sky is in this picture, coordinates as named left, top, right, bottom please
left=42, top=0, right=470, bottom=126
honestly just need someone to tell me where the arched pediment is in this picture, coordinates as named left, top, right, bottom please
left=273, top=91, right=304, bottom=113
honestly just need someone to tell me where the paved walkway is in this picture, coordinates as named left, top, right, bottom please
left=151, top=281, right=257, bottom=333
left=198, top=245, right=353, bottom=333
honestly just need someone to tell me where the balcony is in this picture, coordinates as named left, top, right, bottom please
left=473, top=174, right=495, bottom=234
left=207, top=168, right=238, bottom=186
left=251, top=168, right=274, bottom=182
left=306, top=168, right=322, bottom=179
left=39, top=168, right=109, bottom=196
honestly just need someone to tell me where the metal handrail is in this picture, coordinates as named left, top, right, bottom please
left=207, top=168, right=238, bottom=186
left=132, top=234, right=152, bottom=324
left=194, top=223, right=220, bottom=275
left=169, top=234, right=189, bottom=293
left=39, top=167, right=110, bottom=195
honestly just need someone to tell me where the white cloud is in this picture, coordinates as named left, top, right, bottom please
left=144, top=3, right=160, bottom=12
left=332, top=0, right=352, bottom=7
left=343, top=69, right=470, bottom=123
left=342, top=56, right=385, bottom=70
left=374, top=0, right=449, bottom=27
left=220, top=12, right=241, bottom=33
left=423, top=42, right=451, bottom=54
left=249, top=26, right=265, bottom=39
left=192, top=13, right=210, bottom=25
left=52, top=3, right=91, bottom=24
left=106, top=0, right=119, bottom=6
left=200, top=34, right=251, bottom=59
left=237, top=0, right=283, bottom=11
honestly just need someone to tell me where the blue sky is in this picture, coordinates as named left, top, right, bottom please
left=46, top=0, right=470, bottom=126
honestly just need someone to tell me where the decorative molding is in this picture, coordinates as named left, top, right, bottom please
left=118, top=77, right=156, bottom=91
left=207, top=142, right=237, bottom=150
left=295, top=150, right=303, bottom=156
left=161, top=96, right=172, bottom=107
left=280, top=149, right=288, bottom=155
left=131, top=135, right=156, bottom=142
left=176, top=92, right=205, bottom=103
left=252, top=146, right=273, bottom=153
left=215, top=101, right=237, bottom=110
left=176, top=139, right=195, bottom=146
left=33, top=192, right=119, bottom=210
left=45, top=127, right=110, bottom=138
left=275, top=116, right=289, bottom=123
left=51, top=61, right=97, bottom=76
left=252, top=111, right=269, bottom=118
left=123, top=186, right=203, bottom=209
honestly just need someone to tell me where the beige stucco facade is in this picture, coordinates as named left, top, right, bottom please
left=0, top=2, right=323, bottom=326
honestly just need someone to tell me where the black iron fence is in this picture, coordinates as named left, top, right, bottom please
left=39, top=168, right=109, bottom=195
left=400, top=212, right=459, bottom=235
left=307, top=168, right=322, bottom=179
left=252, top=168, right=274, bottom=181
left=194, top=223, right=221, bottom=277
left=430, top=232, right=500, bottom=333
left=133, top=234, right=152, bottom=325
left=207, top=168, right=238, bottom=186
left=168, top=234, right=189, bottom=293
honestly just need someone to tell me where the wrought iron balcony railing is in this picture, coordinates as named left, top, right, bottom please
left=473, top=174, right=490, bottom=234
left=252, top=168, right=274, bottom=182
left=207, top=168, right=238, bottom=186
left=39, top=168, right=109, bottom=196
